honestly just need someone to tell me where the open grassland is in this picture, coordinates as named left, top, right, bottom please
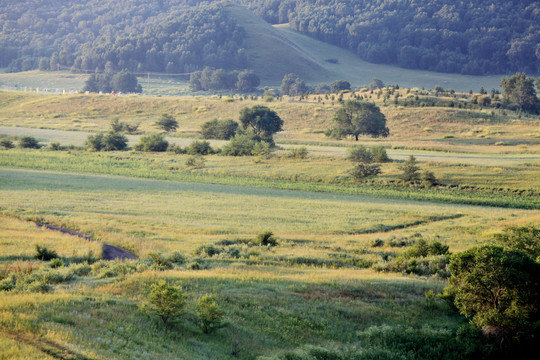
left=0, top=88, right=539, bottom=358
left=0, top=91, right=538, bottom=155
left=1, top=167, right=538, bottom=358
left=3, top=168, right=538, bottom=256
left=0, top=150, right=538, bottom=209
left=0, top=216, right=102, bottom=262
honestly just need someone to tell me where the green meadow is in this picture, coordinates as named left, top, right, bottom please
left=0, top=89, right=539, bottom=359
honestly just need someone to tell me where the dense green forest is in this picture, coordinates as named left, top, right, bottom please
left=1, top=0, right=538, bottom=76
left=239, top=0, right=540, bottom=75
left=0, top=0, right=246, bottom=73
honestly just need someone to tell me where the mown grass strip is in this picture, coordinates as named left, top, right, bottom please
left=0, top=151, right=538, bottom=209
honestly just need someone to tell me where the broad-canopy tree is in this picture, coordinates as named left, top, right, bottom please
left=280, top=73, right=308, bottom=96
left=239, top=105, right=283, bottom=143
left=155, top=114, right=178, bottom=132
left=447, top=245, right=540, bottom=343
left=332, top=100, right=389, bottom=140
left=500, top=73, right=539, bottom=111
left=236, top=70, right=260, bottom=92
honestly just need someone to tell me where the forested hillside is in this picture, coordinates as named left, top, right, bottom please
left=0, top=0, right=246, bottom=73
left=239, top=0, right=540, bottom=75
left=1, top=0, right=538, bottom=76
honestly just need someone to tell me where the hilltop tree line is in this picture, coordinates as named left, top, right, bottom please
left=0, top=0, right=246, bottom=74
left=238, top=0, right=540, bottom=75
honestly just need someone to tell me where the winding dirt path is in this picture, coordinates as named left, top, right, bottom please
left=35, top=222, right=137, bottom=260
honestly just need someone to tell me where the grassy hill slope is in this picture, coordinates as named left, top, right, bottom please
left=225, top=4, right=502, bottom=90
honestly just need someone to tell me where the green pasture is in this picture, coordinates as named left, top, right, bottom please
left=0, top=165, right=537, bottom=358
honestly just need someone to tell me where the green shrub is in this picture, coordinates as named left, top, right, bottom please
left=134, top=134, right=169, bottom=152
left=255, top=231, right=278, bottom=247
left=86, top=131, right=128, bottom=151
left=149, top=252, right=174, bottom=270
left=347, top=145, right=373, bottom=163
left=48, top=142, right=63, bottom=151
left=399, top=155, right=421, bottom=182
left=35, top=245, right=58, bottom=261
left=349, top=163, right=381, bottom=179
left=220, top=135, right=259, bottom=156
left=18, top=136, right=40, bottom=149
left=404, top=239, right=449, bottom=258
left=71, top=263, right=92, bottom=276
left=196, top=294, right=225, bottom=334
left=200, top=119, right=239, bottom=140
left=371, top=238, right=384, bottom=247
left=186, top=258, right=209, bottom=270
left=185, top=155, right=205, bottom=169
left=0, top=138, right=15, bottom=149
left=102, top=131, right=128, bottom=151
left=141, top=280, right=186, bottom=326
left=185, top=140, right=213, bottom=155
left=286, top=147, right=308, bottom=159
left=49, top=258, right=64, bottom=268
left=371, top=145, right=390, bottom=162
left=110, top=119, right=139, bottom=133
left=194, top=244, right=221, bottom=257
left=155, top=114, right=178, bottom=132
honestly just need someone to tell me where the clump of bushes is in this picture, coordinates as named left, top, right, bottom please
left=347, top=145, right=390, bottom=179
left=134, top=134, right=169, bottom=152
left=185, top=155, right=205, bottom=169
left=254, top=231, right=278, bottom=247
left=185, top=140, right=214, bottom=155
left=285, top=147, right=308, bottom=159
left=110, top=119, right=139, bottom=133
left=148, top=251, right=186, bottom=270
left=0, top=138, right=15, bottom=149
left=373, top=237, right=450, bottom=277
left=18, top=136, right=41, bottom=149
left=220, top=135, right=271, bottom=156
left=86, top=131, right=128, bottom=151
left=200, top=119, right=238, bottom=140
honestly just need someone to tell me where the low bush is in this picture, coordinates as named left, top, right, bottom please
left=185, top=140, right=213, bottom=155
left=221, top=135, right=271, bottom=156
left=286, top=147, right=308, bottom=159
left=18, top=136, right=40, bottom=149
left=0, top=138, right=15, bottom=149
left=254, top=231, right=278, bottom=247
left=185, top=155, right=205, bottom=168
left=134, top=134, right=169, bottom=152
left=194, top=244, right=221, bottom=257
left=35, top=245, right=58, bottom=261
left=86, top=131, right=128, bottom=151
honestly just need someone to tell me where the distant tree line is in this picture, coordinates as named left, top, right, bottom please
left=83, top=69, right=142, bottom=93
left=1, top=1, right=246, bottom=74
left=237, top=0, right=540, bottom=75
left=189, top=68, right=260, bottom=92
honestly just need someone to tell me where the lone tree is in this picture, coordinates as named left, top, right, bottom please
left=196, top=294, right=225, bottom=334
left=447, top=245, right=540, bottom=348
left=280, top=73, right=307, bottom=96
left=500, top=73, right=539, bottom=112
left=236, top=70, right=260, bottom=92
left=332, top=101, right=389, bottom=140
left=399, top=155, right=421, bottom=182
left=111, top=69, right=142, bottom=93
left=155, top=114, right=178, bottom=132
left=141, top=280, right=186, bottom=326
left=239, top=105, right=283, bottom=143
